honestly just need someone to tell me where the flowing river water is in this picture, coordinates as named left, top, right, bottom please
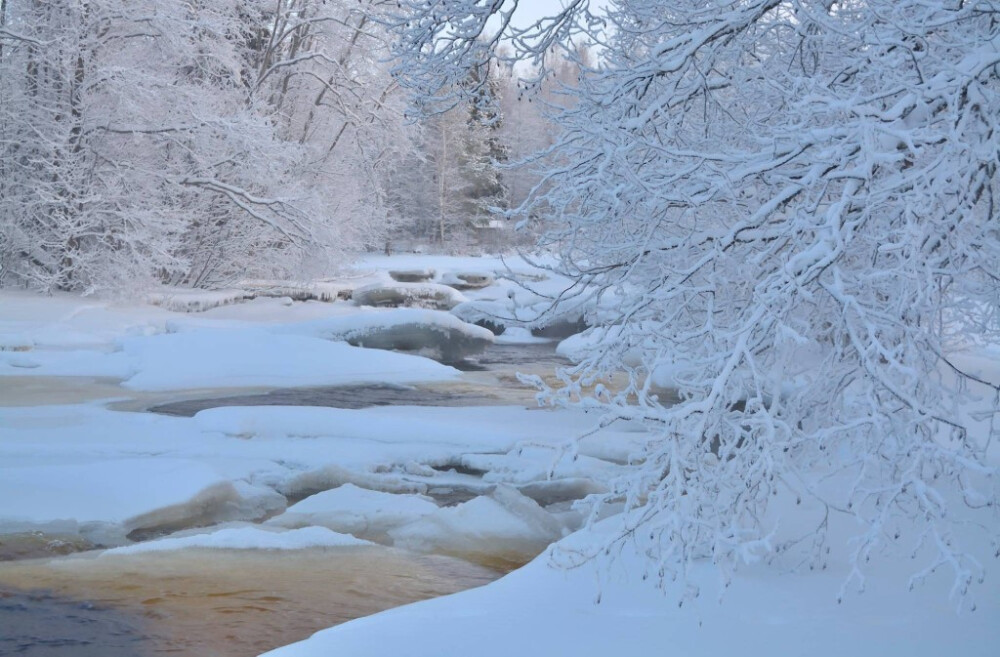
left=0, top=342, right=576, bottom=657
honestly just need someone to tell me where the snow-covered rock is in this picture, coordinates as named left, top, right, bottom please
left=495, top=327, right=552, bottom=344
left=266, top=484, right=438, bottom=540
left=389, top=485, right=564, bottom=566
left=440, top=272, right=494, bottom=290
left=119, top=328, right=459, bottom=390
left=388, top=268, right=436, bottom=283
left=0, top=459, right=242, bottom=545
left=0, top=333, right=34, bottom=352
left=289, top=308, right=494, bottom=361
left=453, top=298, right=588, bottom=339
left=450, top=300, right=507, bottom=334
left=240, top=280, right=351, bottom=302
left=353, top=282, right=467, bottom=311
left=530, top=315, right=588, bottom=339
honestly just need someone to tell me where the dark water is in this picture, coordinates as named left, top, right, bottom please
left=0, top=548, right=499, bottom=657
left=148, top=342, right=569, bottom=418
left=457, top=341, right=568, bottom=369
left=148, top=383, right=500, bottom=417
left=0, top=590, right=153, bottom=657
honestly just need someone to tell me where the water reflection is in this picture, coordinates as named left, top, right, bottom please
left=0, top=546, right=499, bottom=657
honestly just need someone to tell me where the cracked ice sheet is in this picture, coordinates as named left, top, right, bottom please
left=0, top=402, right=644, bottom=537
left=0, top=458, right=228, bottom=529
left=0, top=291, right=465, bottom=391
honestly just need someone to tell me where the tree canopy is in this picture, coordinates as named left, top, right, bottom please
left=389, top=0, right=1000, bottom=604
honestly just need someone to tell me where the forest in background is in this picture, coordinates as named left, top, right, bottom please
left=0, top=0, right=579, bottom=293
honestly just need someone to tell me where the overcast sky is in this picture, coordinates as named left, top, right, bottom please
left=506, top=0, right=610, bottom=29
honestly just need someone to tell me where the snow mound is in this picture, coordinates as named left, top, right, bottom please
left=439, top=272, right=494, bottom=290
left=0, top=459, right=241, bottom=545
left=289, top=308, right=494, bottom=360
left=389, top=485, right=563, bottom=566
left=101, top=525, right=371, bottom=556
left=120, top=328, right=459, bottom=390
left=266, top=484, right=438, bottom=540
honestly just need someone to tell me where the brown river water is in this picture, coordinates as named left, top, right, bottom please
left=0, top=547, right=498, bottom=656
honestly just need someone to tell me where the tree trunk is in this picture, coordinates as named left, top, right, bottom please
left=438, top=128, right=447, bottom=244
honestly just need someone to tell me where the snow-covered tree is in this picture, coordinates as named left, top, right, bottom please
left=0, top=0, right=408, bottom=291
left=388, top=58, right=510, bottom=249
left=389, top=0, right=1000, bottom=603
left=245, top=0, right=411, bottom=256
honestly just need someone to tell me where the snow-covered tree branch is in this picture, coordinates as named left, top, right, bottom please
left=389, top=0, right=1000, bottom=603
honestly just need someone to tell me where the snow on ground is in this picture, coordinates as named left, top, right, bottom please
left=120, top=328, right=459, bottom=391
left=0, top=457, right=234, bottom=544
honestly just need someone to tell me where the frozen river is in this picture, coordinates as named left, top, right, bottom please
left=0, top=341, right=587, bottom=656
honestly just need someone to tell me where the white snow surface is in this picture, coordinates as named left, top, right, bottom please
left=266, top=484, right=438, bottom=536
left=119, top=328, right=459, bottom=391
left=0, top=457, right=230, bottom=537
left=101, top=525, right=371, bottom=555
left=282, top=307, right=494, bottom=344
left=0, top=291, right=462, bottom=389
left=389, top=485, right=563, bottom=562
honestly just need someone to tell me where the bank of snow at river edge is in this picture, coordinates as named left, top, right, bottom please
left=261, top=508, right=1000, bottom=657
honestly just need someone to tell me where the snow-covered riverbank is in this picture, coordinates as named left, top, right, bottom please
left=0, top=256, right=620, bottom=654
